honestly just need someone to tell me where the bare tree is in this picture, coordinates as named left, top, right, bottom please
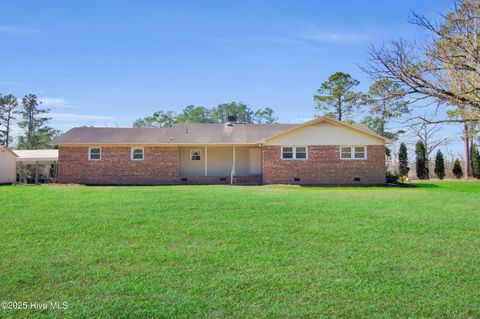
left=364, top=1, right=480, bottom=116
left=407, top=120, right=452, bottom=167
left=363, top=0, right=480, bottom=176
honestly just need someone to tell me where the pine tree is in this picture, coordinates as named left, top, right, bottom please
left=415, top=141, right=429, bottom=180
left=434, top=150, right=446, bottom=180
left=453, top=159, right=463, bottom=179
left=472, top=144, right=480, bottom=178
left=17, top=94, right=55, bottom=149
left=398, top=142, right=410, bottom=177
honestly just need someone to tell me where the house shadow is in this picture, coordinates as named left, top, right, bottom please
left=408, top=183, right=440, bottom=189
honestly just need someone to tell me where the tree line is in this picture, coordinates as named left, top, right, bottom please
left=133, top=102, right=278, bottom=128
left=0, top=94, right=58, bottom=149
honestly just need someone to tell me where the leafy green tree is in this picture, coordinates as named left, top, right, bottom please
left=415, top=141, right=429, bottom=180
left=211, top=102, right=254, bottom=123
left=434, top=150, right=446, bottom=180
left=23, top=126, right=61, bottom=150
left=133, top=111, right=177, bottom=128
left=361, top=79, right=410, bottom=139
left=0, top=94, right=19, bottom=147
left=18, top=94, right=56, bottom=149
left=471, top=144, right=480, bottom=178
left=398, top=142, right=410, bottom=176
left=254, top=107, right=278, bottom=124
left=314, top=72, right=362, bottom=122
left=176, top=105, right=213, bottom=123
left=452, top=159, right=463, bottom=179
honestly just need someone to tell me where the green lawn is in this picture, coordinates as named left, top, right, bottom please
left=0, top=181, right=479, bottom=318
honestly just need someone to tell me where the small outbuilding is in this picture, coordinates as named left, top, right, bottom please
left=0, top=145, right=18, bottom=184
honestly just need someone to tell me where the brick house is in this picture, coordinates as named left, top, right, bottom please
left=52, top=116, right=391, bottom=185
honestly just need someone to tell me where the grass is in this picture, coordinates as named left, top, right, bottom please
left=0, top=181, right=479, bottom=318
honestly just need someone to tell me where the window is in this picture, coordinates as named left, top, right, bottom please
left=282, top=147, right=293, bottom=159
left=295, top=147, right=307, bottom=159
left=89, top=147, right=101, bottom=161
left=190, top=149, right=201, bottom=161
left=131, top=147, right=144, bottom=160
left=340, top=147, right=352, bottom=159
left=354, top=147, right=366, bottom=159
left=281, top=146, right=308, bottom=160
left=340, top=146, right=367, bottom=160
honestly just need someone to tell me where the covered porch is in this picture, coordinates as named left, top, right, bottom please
left=178, top=145, right=262, bottom=184
left=15, top=150, right=59, bottom=184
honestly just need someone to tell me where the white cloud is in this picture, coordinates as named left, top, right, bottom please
left=291, top=25, right=371, bottom=44
left=50, top=113, right=115, bottom=121
left=0, top=81, right=21, bottom=86
left=0, top=25, right=44, bottom=35
left=39, top=97, right=75, bottom=108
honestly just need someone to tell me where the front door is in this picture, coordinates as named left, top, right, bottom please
left=249, top=148, right=262, bottom=175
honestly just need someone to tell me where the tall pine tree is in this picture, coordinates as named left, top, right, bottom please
left=398, top=142, right=410, bottom=177
left=0, top=94, right=19, bottom=147
left=415, top=141, right=429, bottom=180
left=434, top=150, right=446, bottom=180
left=18, top=94, right=56, bottom=149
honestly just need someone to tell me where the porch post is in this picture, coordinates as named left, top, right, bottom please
left=19, top=162, right=23, bottom=183
left=204, top=146, right=208, bottom=176
left=35, top=161, right=39, bottom=184
left=231, top=145, right=236, bottom=185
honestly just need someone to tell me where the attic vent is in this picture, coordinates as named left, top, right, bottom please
left=227, top=115, right=237, bottom=123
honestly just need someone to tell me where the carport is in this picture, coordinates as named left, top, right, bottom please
left=15, top=150, right=59, bottom=184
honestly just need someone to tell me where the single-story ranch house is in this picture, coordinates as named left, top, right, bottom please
left=51, top=116, right=391, bottom=185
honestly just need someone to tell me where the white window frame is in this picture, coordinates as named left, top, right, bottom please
left=190, top=149, right=202, bottom=161
left=340, top=146, right=367, bottom=160
left=281, top=146, right=308, bottom=160
left=131, top=147, right=144, bottom=161
left=88, top=147, right=102, bottom=161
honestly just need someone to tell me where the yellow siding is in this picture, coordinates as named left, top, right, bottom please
left=179, top=147, right=205, bottom=176
left=265, top=122, right=384, bottom=146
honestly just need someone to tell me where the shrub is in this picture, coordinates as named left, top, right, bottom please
left=452, top=159, right=463, bottom=179
left=398, top=142, right=410, bottom=177
left=434, top=150, right=446, bottom=180
left=415, top=141, right=429, bottom=180
left=386, top=172, right=399, bottom=184
left=472, top=144, right=480, bottom=178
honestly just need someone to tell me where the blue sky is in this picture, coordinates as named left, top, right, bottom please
left=1, top=0, right=463, bottom=156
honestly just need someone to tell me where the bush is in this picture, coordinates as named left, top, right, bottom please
left=415, top=141, right=429, bottom=179
left=434, top=150, right=446, bottom=180
left=398, top=142, right=410, bottom=177
left=453, top=159, right=463, bottom=179
left=386, top=172, right=399, bottom=184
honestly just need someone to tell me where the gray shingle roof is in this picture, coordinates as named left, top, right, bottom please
left=51, top=123, right=299, bottom=145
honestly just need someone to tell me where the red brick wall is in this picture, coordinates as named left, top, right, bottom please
left=262, top=145, right=386, bottom=185
left=57, top=146, right=179, bottom=185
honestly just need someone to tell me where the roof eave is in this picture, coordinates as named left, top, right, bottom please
left=261, top=116, right=391, bottom=144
